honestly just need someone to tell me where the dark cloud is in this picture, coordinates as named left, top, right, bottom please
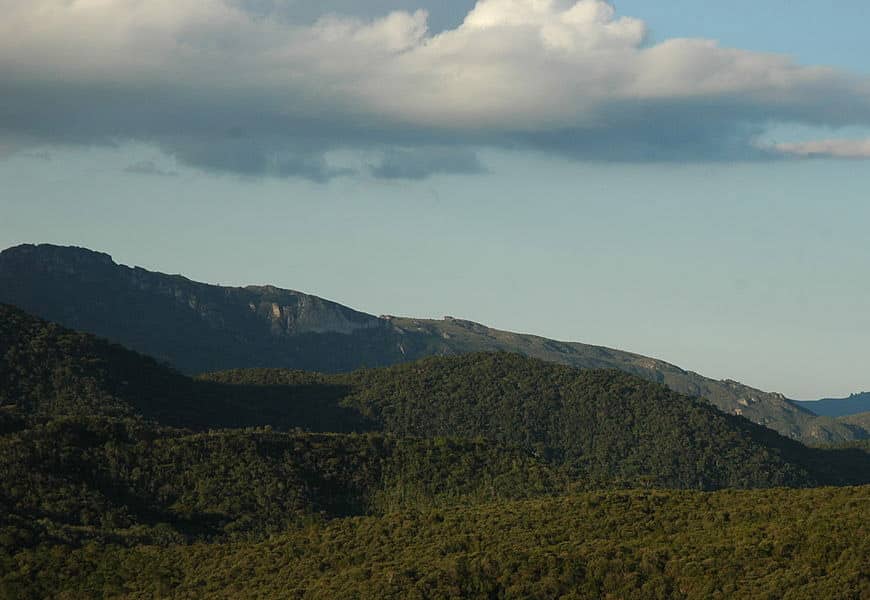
left=169, top=141, right=355, bottom=182
left=513, top=98, right=774, bottom=162
left=22, top=150, right=52, bottom=161
left=370, top=147, right=487, bottom=179
left=124, top=160, right=179, bottom=177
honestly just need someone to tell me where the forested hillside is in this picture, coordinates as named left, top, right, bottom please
left=0, top=418, right=569, bottom=550
left=2, top=243, right=861, bottom=443
left=206, top=356, right=870, bottom=490
left=2, top=305, right=869, bottom=598
left=3, top=487, right=867, bottom=599
left=0, top=303, right=365, bottom=431
left=4, top=304, right=868, bottom=492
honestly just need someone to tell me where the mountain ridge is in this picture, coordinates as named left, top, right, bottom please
left=797, top=392, right=870, bottom=417
left=4, top=302, right=868, bottom=491
left=0, top=243, right=863, bottom=443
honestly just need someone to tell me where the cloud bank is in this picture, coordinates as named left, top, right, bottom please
left=124, top=160, right=179, bottom=177
left=772, top=138, right=870, bottom=159
left=2, top=0, right=870, bottom=180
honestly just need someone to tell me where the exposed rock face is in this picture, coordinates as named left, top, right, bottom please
left=0, top=244, right=382, bottom=337
left=244, top=289, right=381, bottom=337
left=0, top=243, right=864, bottom=443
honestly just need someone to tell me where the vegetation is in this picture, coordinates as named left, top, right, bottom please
left=0, top=303, right=366, bottom=431
left=2, top=487, right=867, bottom=599
left=1, top=304, right=187, bottom=420
left=0, top=416, right=568, bottom=551
left=206, top=355, right=870, bottom=489
left=2, top=304, right=869, bottom=598
left=839, top=412, right=870, bottom=432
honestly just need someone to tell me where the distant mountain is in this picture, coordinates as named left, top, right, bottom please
left=0, top=243, right=863, bottom=443
left=0, top=244, right=400, bottom=374
left=797, top=393, right=870, bottom=417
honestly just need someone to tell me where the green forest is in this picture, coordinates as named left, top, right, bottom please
left=1, top=304, right=868, bottom=598
left=4, top=486, right=867, bottom=599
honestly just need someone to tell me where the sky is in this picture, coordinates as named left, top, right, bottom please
left=1, top=1, right=869, bottom=399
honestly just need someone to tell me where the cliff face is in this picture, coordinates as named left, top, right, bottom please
left=242, top=287, right=382, bottom=337
left=0, top=243, right=864, bottom=443
left=0, top=244, right=381, bottom=337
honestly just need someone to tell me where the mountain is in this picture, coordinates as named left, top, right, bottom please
left=0, top=244, right=401, bottom=374
left=797, top=393, right=870, bottom=417
left=0, top=243, right=862, bottom=443
left=205, top=355, right=870, bottom=490
left=3, top=304, right=867, bottom=492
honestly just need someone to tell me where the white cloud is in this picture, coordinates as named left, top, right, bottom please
left=3, top=0, right=870, bottom=177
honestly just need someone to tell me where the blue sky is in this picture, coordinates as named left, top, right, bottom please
left=619, top=1, right=870, bottom=71
left=1, top=1, right=869, bottom=398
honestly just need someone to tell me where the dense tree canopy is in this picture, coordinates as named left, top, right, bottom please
left=3, top=487, right=867, bottom=599
left=206, top=355, right=870, bottom=489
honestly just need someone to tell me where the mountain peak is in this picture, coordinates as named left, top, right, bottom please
left=1, top=243, right=115, bottom=269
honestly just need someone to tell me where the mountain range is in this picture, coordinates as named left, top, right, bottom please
left=1, top=289, right=868, bottom=598
left=2, top=302, right=867, bottom=503
left=0, top=243, right=866, bottom=443
left=797, top=392, right=870, bottom=417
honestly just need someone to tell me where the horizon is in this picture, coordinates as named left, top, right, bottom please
left=3, top=1, right=870, bottom=399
